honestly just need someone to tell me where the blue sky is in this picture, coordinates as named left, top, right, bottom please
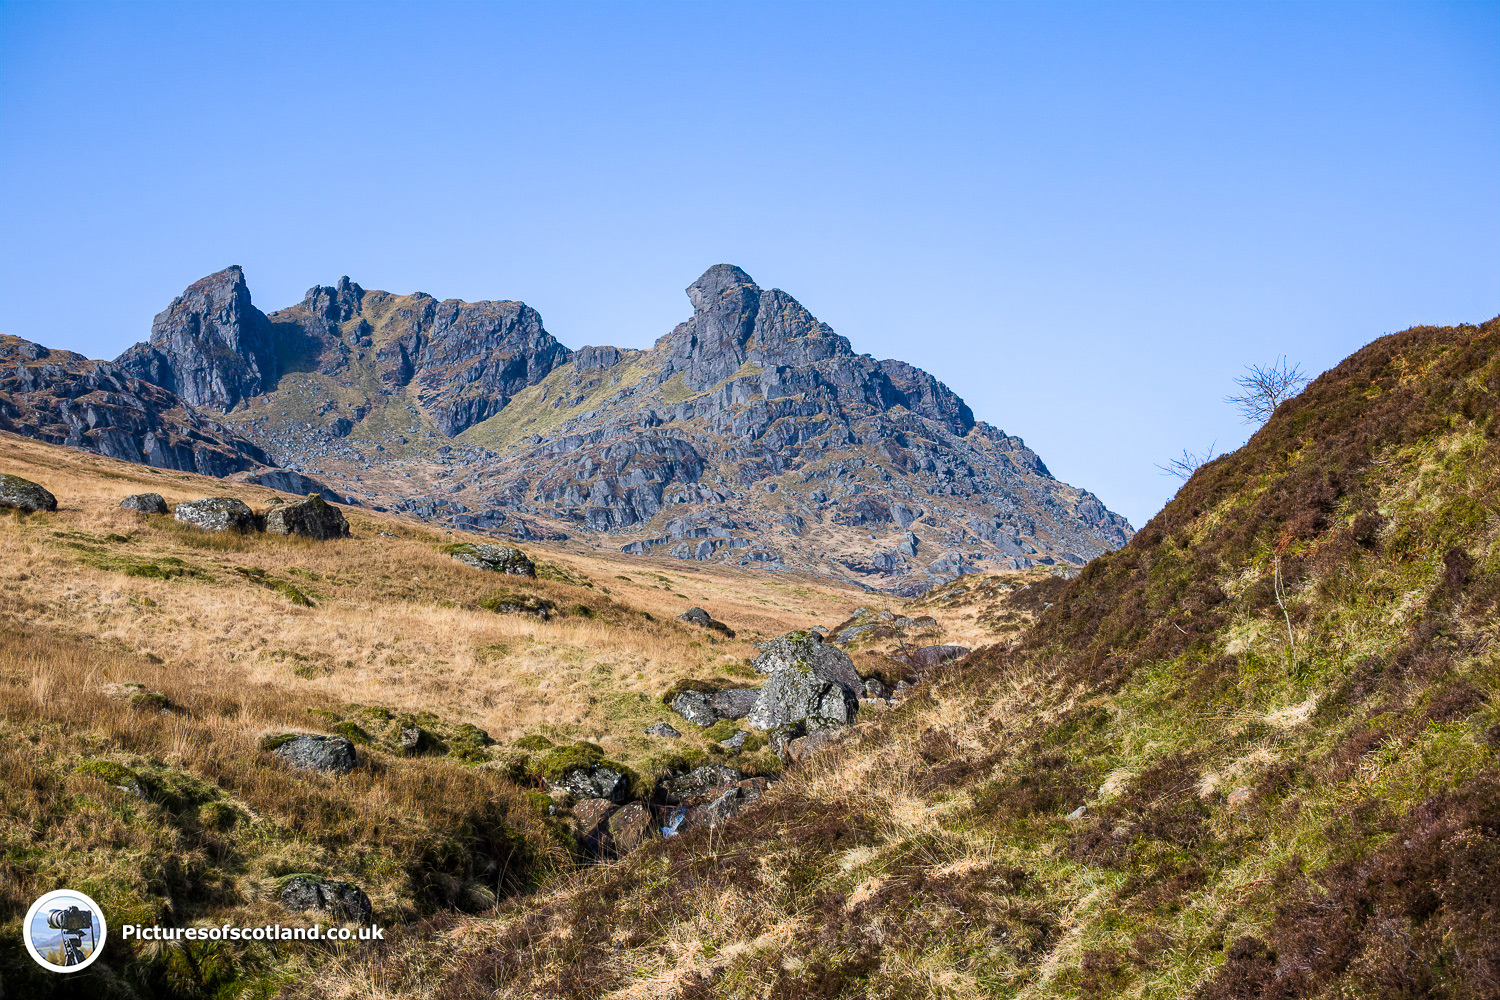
left=1, top=2, right=1496, bottom=527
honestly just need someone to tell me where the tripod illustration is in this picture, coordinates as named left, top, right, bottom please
left=47, top=905, right=96, bottom=966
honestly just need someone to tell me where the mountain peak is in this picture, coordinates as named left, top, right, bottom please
left=686, top=264, right=757, bottom=311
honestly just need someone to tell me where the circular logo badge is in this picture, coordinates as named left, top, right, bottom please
left=22, top=889, right=107, bottom=972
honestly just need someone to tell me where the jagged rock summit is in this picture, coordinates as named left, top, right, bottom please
left=4, top=264, right=1133, bottom=591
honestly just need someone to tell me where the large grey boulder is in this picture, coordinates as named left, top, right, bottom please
left=552, top=764, right=629, bottom=804
left=265, top=734, right=358, bottom=775
left=446, top=543, right=535, bottom=576
left=747, top=661, right=861, bottom=732
left=119, top=493, right=169, bottom=514
left=752, top=631, right=862, bottom=693
left=669, top=690, right=718, bottom=727
left=708, top=688, right=760, bottom=720
left=175, top=496, right=256, bottom=533
left=278, top=877, right=373, bottom=924
left=0, top=474, right=57, bottom=513
left=265, top=494, right=350, bottom=540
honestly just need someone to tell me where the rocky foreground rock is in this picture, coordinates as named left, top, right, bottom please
left=264, top=734, right=358, bottom=775
left=0, top=473, right=57, bottom=513
left=174, top=496, right=257, bottom=533
left=278, top=877, right=373, bottom=924
left=119, top=492, right=169, bottom=514
left=266, top=494, right=350, bottom=539
left=446, top=543, right=536, bottom=576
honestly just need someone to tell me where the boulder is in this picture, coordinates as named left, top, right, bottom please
left=447, top=543, right=536, bottom=575
left=119, top=492, right=169, bottom=514
left=571, top=797, right=620, bottom=856
left=752, top=631, right=862, bottom=692
left=266, top=734, right=358, bottom=775
left=655, top=765, right=743, bottom=806
left=0, top=473, right=57, bottom=513
left=708, top=688, right=760, bottom=720
left=668, top=690, right=719, bottom=727
left=784, top=728, right=841, bottom=763
left=746, top=634, right=862, bottom=732
left=175, top=496, right=257, bottom=533
left=678, top=607, right=736, bottom=637
left=278, top=877, right=373, bottom=924
left=265, top=494, right=350, bottom=540
left=552, top=764, right=629, bottom=804
left=909, top=645, right=970, bottom=670
left=864, top=678, right=891, bottom=699
left=719, top=731, right=748, bottom=752
left=645, top=721, right=682, bottom=739
left=606, top=802, right=658, bottom=856
left=677, top=778, right=769, bottom=834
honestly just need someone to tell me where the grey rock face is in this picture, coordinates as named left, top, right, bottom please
left=645, top=721, right=682, bottom=739
left=278, top=877, right=373, bottom=924
left=268, top=734, right=358, bottom=775
left=174, top=496, right=256, bottom=533
left=718, top=731, right=748, bottom=751
left=115, top=266, right=279, bottom=413
left=265, top=494, right=350, bottom=540
left=447, top=543, right=535, bottom=575
left=752, top=632, right=862, bottom=693
left=119, top=493, right=169, bottom=514
left=708, top=688, right=760, bottom=720
left=0, top=473, right=57, bottom=513
left=669, top=690, right=718, bottom=727
left=552, top=764, right=629, bottom=804
left=0, top=335, right=271, bottom=476
left=747, top=659, right=861, bottom=732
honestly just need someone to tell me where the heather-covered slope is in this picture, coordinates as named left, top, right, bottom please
left=321, top=316, right=1500, bottom=999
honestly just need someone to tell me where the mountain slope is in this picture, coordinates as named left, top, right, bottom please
left=320, top=315, right=1500, bottom=999
left=104, top=264, right=1131, bottom=591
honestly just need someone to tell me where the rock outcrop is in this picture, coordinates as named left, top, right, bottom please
left=1, top=334, right=271, bottom=476
left=115, top=266, right=279, bottom=413
left=0, top=473, right=57, bottom=513
left=445, top=543, right=535, bottom=575
left=265, top=495, right=350, bottom=540
left=265, top=734, right=358, bottom=775
left=278, top=877, right=373, bottom=923
left=175, top=497, right=257, bottom=533
left=119, top=493, right=169, bottom=514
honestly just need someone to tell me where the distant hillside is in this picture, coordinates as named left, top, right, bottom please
left=313, top=315, right=1500, bottom=998
left=98, top=264, right=1130, bottom=591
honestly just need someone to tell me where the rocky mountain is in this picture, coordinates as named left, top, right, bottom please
left=0, top=335, right=342, bottom=497
left=11, top=263, right=1133, bottom=589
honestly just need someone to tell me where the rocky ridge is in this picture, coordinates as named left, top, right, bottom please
left=7, top=264, right=1133, bottom=592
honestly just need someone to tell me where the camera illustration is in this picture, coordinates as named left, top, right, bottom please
left=46, top=905, right=97, bottom=965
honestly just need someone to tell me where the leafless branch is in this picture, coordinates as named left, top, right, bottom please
left=1226, top=356, right=1311, bottom=425
left=1156, top=441, right=1217, bottom=481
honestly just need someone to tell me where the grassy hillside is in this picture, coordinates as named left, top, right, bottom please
left=299, top=318, right=1499, bottom=999
left=0, top=432, right=896, bottom=999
